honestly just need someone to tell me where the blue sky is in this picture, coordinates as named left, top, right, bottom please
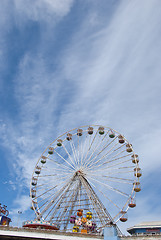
left=0, top=0, right=161, bottom=234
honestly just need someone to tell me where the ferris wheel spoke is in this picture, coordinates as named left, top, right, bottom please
left=48, top=179, right=75, bottom=221
left=80, top=132, right=88, bottom=167
left=106, top=170, right=134, bottom=175
left=69, top=140, right=79, bottom=167
left=35, top=183, right=57, bottom=190
left=86, top=140, right=120, bottom=169
left=84, top=131, right=110, bottom=168
left=45, top=194, right=65, bottom=220
left=88, top=157, right=132, bottom=172
left=97, top=145, right=128, bottom=166
left=42, top=165, right=74, bottom=175
left=102, top=176, right=133, bottom=182
left=80, top=182, right=105, bottom=225
left=101, top=153, right=131, bottom=166
left=37, top=177, right=71, bottom=186
left=54, top=149, right=76, bottom=170
left=85, top=137, right=118, bottom=169
left=80, top=175, right=113, bottom=224
left=98, top=177, right=132, bottom=185
left=57, top=181, right=80, bottom=226
left=35, top=178, right=70, bottom=192
left=90, top=153, right=131, bottom=170
left=92, top=169, right=134, bottom=175
left=47, top=157, right=74, bottom=172
left=37, top=173, right=69, bottom=178
left=116, top=166, right=134, bottom=169
left=83, top=130, right=98, bottom=164
left=102, top=158, right=132, bottom=170
left=39, top=178, right=74, bottom=218
left=36, top=177, right=69, bottom=192
left=99, top=147, right=128, bottom=164
left=83, top=134, right=92, bottom=165
left=88, top=173, right=133, bottom=184
left=87, top=177, right=121, bottom=210
left=41, top=169, right=72, bottom=177
left=112, top=143, right=126, bottom=152
left=38, top=191, right=58, bottom=211
left=70, top=139, right=79, bottom=166
left=36, top=184, right=66, bottom=207
left=89, top=168, right=134, bottom=176
left=80, top=134, right=91, bottom=167
left=77, top=134, right=80, bottom=166
left=87, top=153, right=130, bottom=172
left=61, top=144, right=77, bottom=169
left=34, top=185, right=58, bottom=200
left=87, top=176, right=129, bottom=197
left=63, top=183, right=80, bottom=229
left=87, top=166, right=134, bottom=176
left=35, top=176, right=69, bottom=194
left=37, top=194, right=55, bottom=208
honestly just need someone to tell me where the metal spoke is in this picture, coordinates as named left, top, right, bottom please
left=80, top=132, right=88, bottom=167
left=86, top=139, right=120, bottom=169
left=34, top=185, right=58, bottom=200
left=77, top=133, right=80, bottom=166
left=70, top=139, right=79, bottom=166
left=88, top=173, right=133, bottom=184
left=54, top=149, right=76, bottom=170
left=47, top=157, right=74, bottom=172
left=83, top=130, right=98, bottom=164
left=62, top=144, right=76, bottom=169
left=84, top=130, right=110, bottom=168
left=87, top=165, right=134, bottom=174
left=88, top=157, right=131, bottom=172
left=87, top=176, right=129, bottom=197
left=87, top=178, right=121, bottom=210
left=39, top=178, right=73, bottom=218
left=69, top=140, right=79, bottom=166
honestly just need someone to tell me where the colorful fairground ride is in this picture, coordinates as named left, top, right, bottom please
left=23, top=125, right=142, bottom=235
left=0, top=204, right=11, bottom=226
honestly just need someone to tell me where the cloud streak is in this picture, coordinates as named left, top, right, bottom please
left=14, top=0, right=74, bottom=22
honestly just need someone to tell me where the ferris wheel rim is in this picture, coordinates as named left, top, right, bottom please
left=30, top=125, right=141, bottom=228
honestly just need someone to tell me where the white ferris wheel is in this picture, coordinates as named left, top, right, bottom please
left=30, top=125, right=141, bottom=233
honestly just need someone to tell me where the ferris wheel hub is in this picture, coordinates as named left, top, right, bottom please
left=75, top=169, right=85, bottom=177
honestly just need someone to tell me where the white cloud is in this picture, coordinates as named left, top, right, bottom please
left=14, top=0, right=74, bottom=22
left=3, top=180, right=17, bottom=191
left=10, top=195, right=32, bottom=227
left=10, top=195, right=31, bottom=215
left=1, top=0, right=160, bottom=189
left=55, top=0, right=161, bottom=139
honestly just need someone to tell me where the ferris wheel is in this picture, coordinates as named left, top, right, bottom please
left=30, top=125, right=141, bottom=233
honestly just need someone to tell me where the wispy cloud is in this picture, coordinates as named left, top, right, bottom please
left=14, top=0, right=74, bottom=22
left=10, top=195, right=32, bottom=227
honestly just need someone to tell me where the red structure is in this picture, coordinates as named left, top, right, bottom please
left=23, top=220, right=59, bottom=230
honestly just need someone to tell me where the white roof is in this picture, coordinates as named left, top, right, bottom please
left=127, top=221, right=161, bottom=231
